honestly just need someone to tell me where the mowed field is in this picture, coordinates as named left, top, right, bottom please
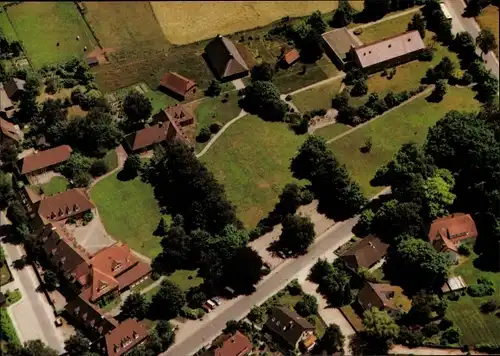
left=6, top=2, right=97, bottom=68
left=202, top=115, right=306, bottom=228
left=151, top=1, right=364, bottom=45
left=328, top=86, right=480, bottom=196
left=476, top=5, right=499, bottom=56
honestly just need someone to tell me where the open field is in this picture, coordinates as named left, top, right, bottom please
left=292, top=77, right=343, bottom=112
left=202, top=115, right=306, bottom=228
left=6, top=2, right=96, bottom=68
left=356, top=11, right=417, bottom=44
left=151, top=1, right=364, bottom=45
left=476, top=5, right=499, bottom=56
left=0, top=10, right=17, bottom=41
left=91, top=171, right=167, bottom=258
left=447, top=252, right=500, bottom=346
left=36, top=176, right=69, bottom=196
left=314, top=123, right=351, bottom=141
left=328, top=86, right=480, bottom=196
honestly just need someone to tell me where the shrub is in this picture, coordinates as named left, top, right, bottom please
left=287, top=279, right=303, bottom=295
left=180, top=306, right=198, bottom=320
left=439, top=317, right=453, bottom=330
left=447, top=291, right=460, bottom=301
left=196, top=127, right=212, bottom=143
left=480, top=299, right=499, bottom=313
left=358, top=105, right=376, bottom=120
left=310, top=108, right=327, bottom=117
left=399, top=326, right=424, bottom=347
left=285, top=94, right=292, bottom=101
left=441, top=327, right=460, bottom=344
left=209, top=122, right=222, bottom=133
left=422, top=323, right=440, bottom=336
left=83, top=211, right=94, bottom=223
left=458, top=244, right=471, bottom=256
left=360, top=137, right=372, bottom=153
left=332, top=91, right=350, bottom=109
left=351, top=79, right=368, bottom=96
left=468, top=279, right=495, bottom=297
left=89, top=159, right=109, bottom=177
left=419, top=48, right=435, bottom=61
left=196, top=308, right=205, bottom=319
left=295, top=294, right=318, bottom=317
left=72, top=171, right=92, bottom=188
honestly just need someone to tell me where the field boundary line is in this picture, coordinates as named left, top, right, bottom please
left=3, top=4, right=34, bottom=71
left=326, top=86, right=434, bottom=144
left=74, top=1, right=103, bottom=50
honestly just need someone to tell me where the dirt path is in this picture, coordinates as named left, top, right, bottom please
left=326, top=87, right=433, bottom=144
left=89, top=145, right=128, bottom=188
left=390, top=345, right=486, bottom=355
left=286, top=72, right=346, bottom=96
left=350, top=6, right=423, bottom=31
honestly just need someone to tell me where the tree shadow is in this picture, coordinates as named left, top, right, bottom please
left=116, top=169, right=137, bottom=182
left=425, top=92, right=443, bottom=103
left=12, top=257, right=27, bottom=270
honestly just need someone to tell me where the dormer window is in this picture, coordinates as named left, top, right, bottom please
left=73, top=204, right=80, bottom=212
left=74, top=307, right=80, bottom=315
left=133, top=331, right=139, bottom=339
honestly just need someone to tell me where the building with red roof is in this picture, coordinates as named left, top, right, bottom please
left=98, top=318, right=149, bottom=356
left=282, top=48, right=300, bottom=67
left=17, top=145, right=72, bottom=176
left=159, top=72, right=198, bottom=100
left=0, top=117, right=23, bottom=143
left=203, top=331, right=253, bottom=356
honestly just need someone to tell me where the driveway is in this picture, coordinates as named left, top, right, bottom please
left=65, top=209, right=115, bottom=254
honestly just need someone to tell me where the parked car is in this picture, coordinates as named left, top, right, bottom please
left=206, top=299, right=217, bottom=309
left=202, top=304, right=211, bottom=313
left=54, top=317, right=63, bottom=327
left=212, top=296, right=221, bottom=306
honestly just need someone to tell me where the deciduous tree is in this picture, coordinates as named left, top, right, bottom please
left=295, top=293, right=318, bottom=317
left=121, top=292, right=148, bottom=319
left=408, top=13, right=426, bottom=39
left=150, top=280, right=186, bottom=320
left=476, top=28, right=498, bottom=55
left=64, top=332, right=91, bottom=356
left=279, top=214, right=315, bottom=255
left=317, top=324, right=345, bottom=354
left=363, top=308, right=399, bottom=344
left=123, top=90, right=153, bottom=129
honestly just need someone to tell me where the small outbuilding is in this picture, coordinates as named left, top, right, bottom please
left=159, top=72, right=197, bottom=101
left=441, top=276, right=467, bottom=294
left=87, top=56, right=99, bottom=67
left=281, top=48, right=300, bottom=67
left=322, top=28, right=359, bottom=69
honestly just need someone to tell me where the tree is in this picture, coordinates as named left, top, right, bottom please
left=273, top=183, right=311, bottom=217
left=89, top=159, right=108, bottom=177
left=332, top=90, right=350, bottom=109
left=476, top=28, right=497, bottom=55
left=351, top=79, right=368, bottom=96
left=432, top=79, right=447, bottom=101
left=295, top=293, right=318, bottom=317
left=123, top=154, right=142, bottom=178
left=150, top=280, right=186, bottom=320
left=408, top=13, right=426, bottom=39
left=371, top=200, right=424, bottom=242
left=244, top=80, right=281, bottom=108
left=43, top=270, right=59, bottom=291
left=16, top=89, right=39, bottom=124
left=0, top=140, right=21, bottom=169
left=6, top=200, right=28, bottom=226
left=121, top=292, right=148, bottom=319
left=406, top=291, right=448, bottom=325
left=6, top=340, right=59, bottom=356
left=298, top=27, right=324, bottom=62
left=158, top=224, right=192, bottom=270
left=363, top=308, right=399, bottom=344
left=476, top=72, right=498, bottom=103
left=317, top=265, right=352, bottom=306
left=331, top=0, right=355, bottom=27
left=155, top=320, right=175, bottom=349
left=386, top=237, right=450, bottom=291
left=0, top=246, right=5, bottom=267
left=422, top=168, right=456, bottom=219
left=59, top=152, right=93, bottom=179
left=441, top=327, right=460, bottom=344
left=453, top=32, right=476, bottom=58
left=223, top=246, right=263, bottom=293
left=0, top=172, right=14, bottom=209
left=306, top=11, right=327, bottom=34
left=248, top=305, right=266, bottom=324
left=206, top=80, right=222, bottom=97
left=279, top=214, right=315, bottom=255
left=364, top=0, right=391, bottom=20
left=72, top=171, right=92, bottom=188
left=224, top=320, right=240, bottom=335
left=64, top=332, right=91, bottom=356
left=465, top=0, right=487, bottom=16
left=123, top=90, right=153, bottom=129
left=317, top=324, right=345, bottom=354
left=353, top=208, right=375, bottom=237
left=250, top=62, right=274, bottom=82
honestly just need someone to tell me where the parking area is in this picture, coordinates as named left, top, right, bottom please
left=65, top=210, right=115, bottom=254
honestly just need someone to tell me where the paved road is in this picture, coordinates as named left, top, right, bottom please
left=445, top=0, right=499, bottom=78
left=0, top=213, right=65, bottom=352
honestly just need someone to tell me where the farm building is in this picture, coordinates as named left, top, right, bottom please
left=154, top=104, right=195, bottom=127
left=0, top=117, right=23, bottom=143
left=351, top=30, right=426, bottom=73
left=123, top=122, right=177, bottom=153
left=322, top=28, right=359, bottom=69
left=441, top=276, right=467, bottom=294
left=17, top=145, right=72, bottom=177
left=87, top=56, right=99, bottom=67
left=205, top=34, right=249, bottom=81
left=4, top=77, right=25, bottom=100
left=281, top=48, right=300, bottom=67
left=159, top=72, right=198, bottom=101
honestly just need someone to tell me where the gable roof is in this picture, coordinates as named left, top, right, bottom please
left=212, top=331, right=252, bottom=356
left=159, top=72, right=197, bottom=97
left=104, top=318, right=148, bottom=356
left=18, top=145, right=72, bottom=175
left=341, top=235, right=389, bottom=270
left=0, top=84, right=13, bottom=111
left=0, top=117, right=22, bottom=142
left=205, top=35, right=249, bottom=79
left=163, top=104, right=195, bottom=126
left=124, top=123, right=170, bottom=152
left=65, top=295, right=118, bottom=336
left=353, top=30, right=425, bottom=69
left=322, top=28, right=359, bottom=62
left=358, top=282, right=411, bottom=312
left=283, top=49, right=300, bottom=65
left=265, top=307, right=314, bottom=347
left=428, top=213, right=478, bottom=243
left=37, top=188, right=95, bottom=224
left=4, top=77, right=25, bottom=98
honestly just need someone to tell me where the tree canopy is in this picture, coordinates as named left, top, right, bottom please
left=476, top=28, right=498, bottom=55
left=150, top=280, right=186, bottom=320
left=279, top=214, right=315, bottom=255
left=316, top=323, right=345, bottom=354
left=123, top=90, right=153, bottom=129
left=363, top=308, right=400, bottom=344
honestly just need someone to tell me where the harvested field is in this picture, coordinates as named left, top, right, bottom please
left=151, top=1, right=364, bottom=45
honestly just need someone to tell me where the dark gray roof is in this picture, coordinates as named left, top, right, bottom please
left=4, top=77, right=25, bottom=98
left=265, top=307, right=314, bottom=347
left=205, top=35, right=249, bottom=79
left=340, top=235, right=389, bottom=270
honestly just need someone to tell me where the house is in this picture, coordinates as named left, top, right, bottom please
left=159, top=72, right=198, bottom=100
left=0, top=117, right=23, bottom=143
left=16, top=145, right=72, bottom=177
left=322, top=28, right=359, bottom=69
left=281, top=48, right=300, bottom=67
left=32, top=188, right=95, bottom=226
left=441, top=276, right=467, bottom=294
left=123, top=121, right=175, bottom=153
left=204, top=331, right=253, bottom=356
left=265, top=307, right=316, bottom=351
left=4, top=77, right=25, bottom=100
left=0, top=83, right=14, bottom=118
left=340, top=235, right=389, bottom=272
left=358, top=282, right=411, bottom=316
left=87, top=56, right=99, bottom=67
left=351, top=30, right=426, bottom=73
left=428, top=213, right=478, bottom=262
left=205, top=35, right=249, bottom=81
left=65, top=295, right=119, bottom=339
left=154, top=104, right=195, bottom=127
left=98, top=318, right=149, bottom=356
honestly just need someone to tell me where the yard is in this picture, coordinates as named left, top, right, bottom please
left=0, top=263, right=12, bottom=286
left=103, top=149, right=118, bottom=171
left=292, top=77, right=343, bottom=112
left=447, top=252, right=500, bottom=346
left=313, top=123, right=351, bottom=141
left=5, top=2, right=97, bottom=68
left=0, top=10, right=17, bottom=41
left=167, top=269, right=204, bottom=292
left=151, top=1, right=364, bottom=45
left=476, top=5, right=499, bottom=57
left=35, top=176, right=69, bottom=196
left=90, top=171, right=167, bottom=258
left=355, top=10, right=418, bottom=44
left=201, top=115, right=306, bottom=228
left=328, top=86, right=480, bottom=196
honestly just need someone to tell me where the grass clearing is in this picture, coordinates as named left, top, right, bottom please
left=292, top=77, right=343, bottom=112
left=0, top=308, right=19, bottom=346
left=5, top=288, right=21, bottom=306
left=90, top=171, right=167, bottom=258
left=476, top=5, right=499, bottom=57
left=151, top=1, right=364, bottom=45
left=167, top=269, right=204, bottom=292
left=0, top=10, right=18, bottom=41
left=103, top=149, right=118, bottom=171
left=447, top=252, right=500, bottom=345
left=6, top=2, right=97, bottom=68
left=0, top=264, right=12, bottom=286
left=145, top=90, right=179, bottom=114
left=356, top=11, right=417, bottom=44
left=328, top=86, right=480, bottom=196
left=202, top=115, right=306, bottom=228
left=314, top=123, right=351, bottom=141
left=36, top=176, right=69, bottom=196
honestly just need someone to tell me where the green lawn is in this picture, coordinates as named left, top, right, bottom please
left=0, top=10, right=18, bottom=42
left=36, top=176, right=69, bottom=196
left=0, top=264, right=12, bottom=286
left=476, top=5, right=499, bottom=57
left=167, top=269, right=204, bottom=292
left=195, top=91, right=242, bottom=152
left=103, top=149, right=118, bottom=171
left=6, top=2, right=97, bottom=68
left=91, top=171, right=166, bottom=258
left=292, top=77, right=343, bottom=112
left=356, top=11, right=417, bottom=44
left=328, top=86, right=480, bottom=196
left=201, top=115, right=306, bottom=228
left=447, top=253, right=500, bottom=346
left=313, top=123, right=351, bottom=141
left=0, top=308, right=19, bottom=346
left=145, top=89, right=179, bottom=114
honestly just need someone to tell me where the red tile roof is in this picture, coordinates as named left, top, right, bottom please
left=37, top=188, right=95, bottom=224
left=116, top=261, right=151, bottom=290
left=65, top=295, right=118, bottom=335
left=124, top=122, right=169, bottom=151
left=159, top=72, right=197, bottom=98
left=164, top=104, right=195, bottom=126
left=0, top=118, right=22, bottom=142
left=283, top=49, right=300, bottom=65
left=353, top=30, right=425, bottom=69
left=104, top=318, right=148, bottom=356
left=18, top=145, right=72, bottom=175
left=428, top=213, right=478, bottom=243
left=214, top=331, right=252, bottom=356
